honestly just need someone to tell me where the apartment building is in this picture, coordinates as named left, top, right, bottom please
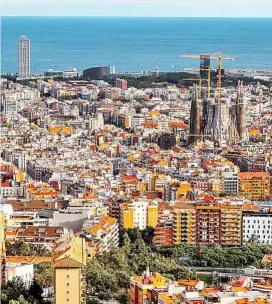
left=83, top=215, right=119, bottom=252
left=153, top=227, right=173, bottom=246
left=120, top=200, right=158, bottom=230
left=5, top=226, right=67, bottom=250
left=172, top=206, right=197, bottom=245
left=242, top=211, right=272, bottom=245
left=222, top=172, right=239, bottom=194
left=238, top=172, right=270, bottom=201
left=220, top=205, right=242, bottom=247
left=196, top=205, right=221, bottom=245
left=116, top=78, right=128, bottom=90
left=53, top=232, right=87, bottom=304
left=6, top=263, right=33, bottom=287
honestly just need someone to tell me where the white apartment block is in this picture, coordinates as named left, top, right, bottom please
left=132, top=200, right=149, bottom=230
left=243, top=212, right=272, bottom=245
left=101, top=220, right=119, bottom=252
left=6, top=263, right=34, bottom=287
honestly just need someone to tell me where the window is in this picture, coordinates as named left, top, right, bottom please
left=67, top=283, right=70, bottom=287
left=66, top=299, right=70, bottom=303
left=66, top=275, right=70, bottom=279
left=66, top=291, right=70, bottom=295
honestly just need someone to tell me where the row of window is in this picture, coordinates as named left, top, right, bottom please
left=244, top=232, right=271, bottom=237
left=244, top=225, right=271, bottom=229
left=244, top=220, right=271, bottom=223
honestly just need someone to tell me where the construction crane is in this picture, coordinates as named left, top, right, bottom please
left=180, top=52, right=236, bottom=104
left=182, top=77, right=203, bottom=98
left=184, top=67, right=212, bottom=98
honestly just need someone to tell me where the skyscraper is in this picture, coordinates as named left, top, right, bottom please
left=18, top=35, right=30, bottom=78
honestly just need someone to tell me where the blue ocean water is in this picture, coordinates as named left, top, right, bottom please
left=1, top=16, right=272, bottom=74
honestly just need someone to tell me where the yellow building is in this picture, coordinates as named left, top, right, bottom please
left=147, top=204, right=158, bottom=228
left=138, top=182, right=146, bottom=195
left=121, top=203, right=134, bottom=229
left=238, top=172, right=270, bottom=201
left=177, top=182, right=191, bottom=200
left=49, top=126, right=74, bottom=135
left=121, top=201, right=158, bottom=230
left=212, top=179, right=223, bottom=194
left=53, top=232, right=87, bottom=304
left=158, top=294, right=181, bottom=304
left=172, top=206, right=197, bottom=245
left=14, top=169, right=24, bottom=182
left=220, top=205, right=242, bottom=247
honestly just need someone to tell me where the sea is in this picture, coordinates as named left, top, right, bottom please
left=1, top=16, right=272, bottom=74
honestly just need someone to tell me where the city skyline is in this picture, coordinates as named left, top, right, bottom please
left=2, top=0, right=272, bottom=18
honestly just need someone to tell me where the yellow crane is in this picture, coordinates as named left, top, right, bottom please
left=182, top=77, right=203, bottom=98
left=184, top=67, right=212, bottom=98
left=180, top=52, right=236, bottom=104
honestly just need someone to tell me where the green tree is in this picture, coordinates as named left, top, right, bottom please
left=34, top=262, right=54, bottom=288
left=6, top=240, right=50, bottom=257
left=1, top=277, right=29, bottom=304
left=122, top=232, right=131, bottom=254
left=8, top=295, right=28, bottom=304
left=141, top=227, right=155, bottom=245
left=28, top=278, right=44, bottom=303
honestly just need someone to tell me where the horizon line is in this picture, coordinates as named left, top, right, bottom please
left=2, top=15, right=272, bottom=18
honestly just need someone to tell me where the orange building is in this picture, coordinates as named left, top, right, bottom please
left=153, top=227, right=173, bottom=246
left=238, top=172, right=270, bottom=201
left=196, top=205, right=221, bottom=245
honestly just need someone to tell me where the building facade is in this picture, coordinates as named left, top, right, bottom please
left=238, top=172, right=270, bottom=201
left=172, top=206, right=197, bottom=245
left=18, top=36, right=30, bottom=78
left=196, top=205, right=221, bottom=245
left=53, top=232, right=87, bottom=304
left=222, top=172, right=239, bottom=195
left=220, top=205, right=242, bottom=247
left=242, top=211, right=272, bottom=245
left=116, top=78, right=128, bottom=90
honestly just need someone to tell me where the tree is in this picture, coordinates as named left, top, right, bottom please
left=1, top=277, right=29, bottom=304
left=6, top=240, right=50, bottom=257
left=206, top=272, right=219, bottom=287
left=141, top=227, right=155, bottom=245
left=116, top=292, right=130, bottom=304
left=87, top=300, right=101, bottom=304
left=34, top=262, right=54, bottom=288
left=8, top=295, right=28, bottom=304
left=127, top=228, right=141, bottom=243
left=121, top=232, right=131, bottom=254
left=28, top=278, right=44, bottom=303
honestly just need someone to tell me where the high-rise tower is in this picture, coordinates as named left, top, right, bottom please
left=18, top=35, right=31, bottom=78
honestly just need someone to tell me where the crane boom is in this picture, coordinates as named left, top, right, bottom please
left=180, top=52, right=235, bottom=103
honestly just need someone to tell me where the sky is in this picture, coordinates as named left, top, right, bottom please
left=1, top=0, right=272, bottom=18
